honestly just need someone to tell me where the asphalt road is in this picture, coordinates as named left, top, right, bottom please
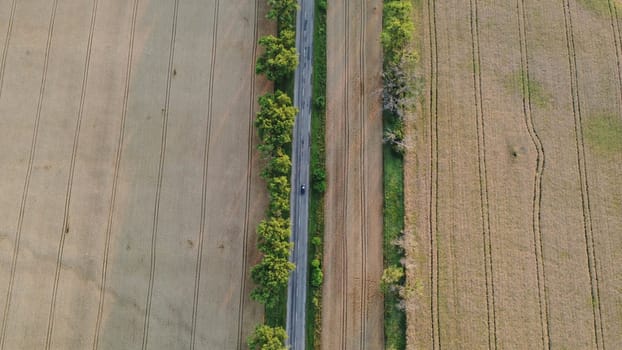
left=286, top=0, right=315, bottom=349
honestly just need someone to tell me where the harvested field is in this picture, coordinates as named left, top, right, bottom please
left=0, top=0, right=271, bottom=349
left=322, top=0, right=385, bottom=348
left=405, top=0, right=622, bottom=348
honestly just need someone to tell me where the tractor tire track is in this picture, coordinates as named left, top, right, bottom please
left=236, top=0, right=259, bottom=348
left=190, top=1, right=219, bottom=348
left=141, top=1, right=179, bottom=348
left=340, top=1, right=350, bottom=348
left=515, top=0, right=551, bottom=348
left=561, top=1, right=605, bottom=348
left=468, top=0, right=497, bottom=348
left=0, top=0, right=16, bottom=100
left=607, top=0, right=622, bottom=112
left=615, top=4, right=622, bottom=112
left=44, top=1, right=99, bottom=348
left=0, top=1, right=59, bottom=348
left=91, top=1, right=140, bottom=348
left=359, top=0, right=368, bottom=347
left=426, top=0, right=440, bottom=348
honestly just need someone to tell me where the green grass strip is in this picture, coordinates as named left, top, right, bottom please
left=383, top=116, right=406, bottom=350
left=306, top=0, right=327, bottom=348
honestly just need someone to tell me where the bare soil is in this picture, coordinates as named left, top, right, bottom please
left=321, top=0, right=385, bottom=349
left=0, top=0, right=271, bottom=349
left=405, top=0, right=622, bottom=348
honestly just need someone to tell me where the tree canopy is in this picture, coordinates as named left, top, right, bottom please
left=255, top=91, right=297, bottom=149
left=248, top=324, right=288, bottom=350
left=381, top=1, right=414, bottom=64
left=266, top=0, right=298, bottom=29
left=251, top=254, right=295, bottom=307
left=257, top=217, right=292, bottom=258
left=256, top=31, right=298, bottom=81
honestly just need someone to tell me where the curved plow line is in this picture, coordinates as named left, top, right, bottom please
left=0, top=2, right=60, bottom=348
left=141, top=1, right=180, bottom=348
left=44, top=1, right=99, bottom=348
left=190, top=1, right=220, bottom=349
left=0, top=0, right=17, bottom=99
left=92, top=1, right=140, bottom=348
left=515, top=0, right=551, bottom=348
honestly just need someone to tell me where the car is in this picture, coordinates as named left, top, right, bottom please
left=301, top=184, right=306, bottom=194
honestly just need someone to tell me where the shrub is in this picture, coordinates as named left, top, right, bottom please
left=248, top=324, right=288, bottom=350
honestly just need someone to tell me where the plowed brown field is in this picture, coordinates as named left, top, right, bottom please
left=322, top=0, right=385, bottom=349
left=0, top=0, right=271, bottom=349
left=406, top=0, right=622, bottom=348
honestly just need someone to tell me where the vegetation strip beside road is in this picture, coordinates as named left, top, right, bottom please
left=380, top=1, right=417, bottom=349
left=248, top=0, right=299, bottom=348
left=306, top=0, right=327, bottom=348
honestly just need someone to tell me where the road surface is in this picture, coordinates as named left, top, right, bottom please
left=286, top=0, right=314, bottom=349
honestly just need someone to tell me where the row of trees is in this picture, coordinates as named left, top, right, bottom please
left=381, top=2, right=415, bottom=349
left=248, top=1, right=299, bottom=349
left=251, top=91, right=297, bottom=310
left=381, top=0, right=417, bottom=155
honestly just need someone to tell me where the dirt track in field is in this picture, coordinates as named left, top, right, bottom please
left=321, top=0, right=385, bottom=349
left=0, top=0, right=270, bottom=349
left=405, top=0, right=622, bottom=348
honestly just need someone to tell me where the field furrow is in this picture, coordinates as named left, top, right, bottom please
left=607, top=0, right=622, bottom=110
left=91, top=1, right=140, bottom=348
left=569, top=0, right=622, bottom=347
left=468, top=1, right=499, bottom=347
left=236, top=0, right=273, bottom=347
left=0, top=1, right=269, bottom=349
left=516, top=0, right=551, bottom=346
left=426, top=0, right=440, bottom=348
left=408, top=0, right=622, bottom=348
left=44, top=2, right=99, bottom=348
left=322, top=0, right=384, bottom=348
left=562, top=1, right=606, bottom=347
left=0, top=3, right=54, bottom=343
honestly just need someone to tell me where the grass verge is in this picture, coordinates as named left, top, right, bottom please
left=383, top=115, right=406, bottom=350
left=266, top=291, right=287, bottom=327
left=381, top=0, right=414, bottom=348
left=306, top=0, right=327, bottom=348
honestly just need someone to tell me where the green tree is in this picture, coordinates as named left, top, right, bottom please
left=381, top=265, right=405, bottom=293
left=279, top=29, right=296, bottom=49
left=266, top=0, right=298, bottom=29
left=268, top=176, right=291, bottom=218
left=257, top=217, right=292, bottom=258
left=248, top=324, right=288, bottom=350
left=255, top=91, right=298, bottom=149
left=251, top=254, right=295, bottom=307
left=381, top=1, right=414, bottom=63
left=310, top=258, right=323, bottom=287
left=256, top=33, right=298, bottom=81
left=262, top=148, right=291, bottom=179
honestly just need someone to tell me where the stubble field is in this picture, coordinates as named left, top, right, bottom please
left=0, top=0, right=271, bottom=349
left=405, top=0, right=622, bottom=348
left=322, top=0, right=385, bottom=349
